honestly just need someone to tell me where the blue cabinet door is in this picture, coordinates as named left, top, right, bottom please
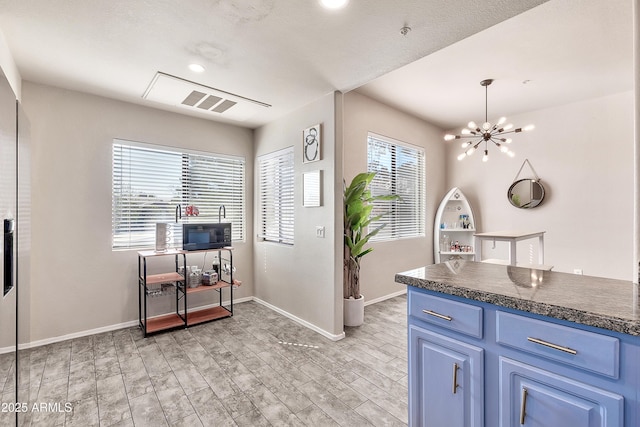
left=499, top=358, right=623, bottom=427
left=409, top=324, right=484, bottom=427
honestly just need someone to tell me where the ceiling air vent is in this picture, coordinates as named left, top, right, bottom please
left=182, top=90, right=207, bottom=107
left=195, top=94, right=222, bottom=110
left=212, top=100, right=236, bottom=113
left=143, top=72, right=270, bottom=122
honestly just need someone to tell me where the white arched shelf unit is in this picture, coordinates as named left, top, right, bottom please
left=434, top=187, right=478, bottom=264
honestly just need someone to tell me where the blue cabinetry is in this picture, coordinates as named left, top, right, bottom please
left=499, top=358, right=623, bottom=427
left=407, top=286, right=639, bottom=427
left=409, top=325, right=484, bottom=426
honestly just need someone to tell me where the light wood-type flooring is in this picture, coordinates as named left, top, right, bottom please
left=0, top=295, right=408, bottom=426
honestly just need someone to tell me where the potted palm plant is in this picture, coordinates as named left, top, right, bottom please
left=343, top=172, right=399, bottom=326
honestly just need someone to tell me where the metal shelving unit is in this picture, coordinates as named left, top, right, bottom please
left=137, top=247, right=236, bottom=337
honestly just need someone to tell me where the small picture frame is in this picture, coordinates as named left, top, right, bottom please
left=302, top=124, right=321, bottom=163
left=303, top=170, right=322, bottom=207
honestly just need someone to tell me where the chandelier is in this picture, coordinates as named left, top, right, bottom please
left=444, top=79, right=534, bottom=162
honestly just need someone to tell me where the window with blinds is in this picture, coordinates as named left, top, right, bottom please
left=258, top=147, right=294, bottom=245
left=367, top=133, right=425, bottom=241
left=112, top=140, right=245, bottom=250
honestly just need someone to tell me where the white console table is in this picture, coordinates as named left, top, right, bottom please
left=474, top=230, right=547, bottom=268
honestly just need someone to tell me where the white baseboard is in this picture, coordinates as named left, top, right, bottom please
left=17, top=319, right=139, bottom=351
left=252, top=297, right=346, bottom=341
left=0, top=344, right=20, bottom=355
left=364, top=288, right=407, bottom=306
left=2, top=292, right=404, bottom=353
left=14, top=296, right=254, bottom=351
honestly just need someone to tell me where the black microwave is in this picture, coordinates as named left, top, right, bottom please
left=182, top=223, right=231, bottom=251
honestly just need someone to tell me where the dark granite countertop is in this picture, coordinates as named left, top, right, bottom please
left=396, top=261, right=640, bottom=336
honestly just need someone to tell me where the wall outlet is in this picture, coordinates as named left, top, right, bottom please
left=316, top=226, right=325, bottom=238
left=573, top=269, right=583, bottom=275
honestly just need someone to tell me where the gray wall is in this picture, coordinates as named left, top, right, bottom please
left=12, top=58, right=635, bottom=346
left=23, top=81, right=255, bottom=344
left=253, top=92, right=343, bottom=339
left=343, top=91, right=446, bottom=303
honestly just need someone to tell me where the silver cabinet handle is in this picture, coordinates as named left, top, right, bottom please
left=422, top=309, right=453, bottom=321
left=527, top=337, right=577, bottom=355
left=452, top=363, right=459, bottom=394
left=520, top=387, right=528, bottom=425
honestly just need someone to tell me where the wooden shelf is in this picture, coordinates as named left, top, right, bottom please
left=138, top=246, right=233, bottom=258
left=137, top=249, right=183, bottom=258
left=145, top=272, right=184, bottom=285
left=186, top=279, right=241, bottom=294
left=138, top=247, right=234, bottom=258
left=186, top=281, right=230, bottom=294
left=186, top=306, right=231, bottom=326
left=145, top=313, right=184, bottom=334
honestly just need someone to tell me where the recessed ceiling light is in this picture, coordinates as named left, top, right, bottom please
left=188, top=63, right=205, bottom=73
left=320, top=0, right=348, bottom=10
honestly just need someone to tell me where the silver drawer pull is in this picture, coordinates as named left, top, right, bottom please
left=452, top=363, right=459, bottom=394
left=519, top=387, right=528, bottom=425
left=422, top=309, right=453, bottom=321
left=527, top=337, right=577, bottom=355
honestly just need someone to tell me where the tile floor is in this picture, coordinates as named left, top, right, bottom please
left=0, top=294, right=408, bottom=426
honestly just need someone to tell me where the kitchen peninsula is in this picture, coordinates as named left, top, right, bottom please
left=396, top=261, right=640, bottom=427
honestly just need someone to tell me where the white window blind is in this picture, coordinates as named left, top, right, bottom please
left=367, top=133, right=425, bottom=241
left=112, top=140, right=245, bottom=250
left=258, top=147, right=294, bottom=245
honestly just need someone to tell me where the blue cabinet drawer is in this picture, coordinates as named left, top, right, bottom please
left=496, top=311, right=619, bottom=378
left=499, top=357, right=623, bottom=427
left=409, top=290, right=483, bottom=338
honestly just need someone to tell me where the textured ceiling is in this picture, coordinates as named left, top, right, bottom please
left=0, top=0, right=549, bottom=128
left=355, top=0, right=633, bottom=130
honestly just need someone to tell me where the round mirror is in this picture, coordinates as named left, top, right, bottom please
left=507, top=179, right=545, bottom=209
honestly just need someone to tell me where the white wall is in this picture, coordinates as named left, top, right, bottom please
left=0, top=67, right=17, bottom=350
left=17, top=101, right=32, bottom=349
left=446, top=91, right=634, bottom=280
left=253, top=92, right=343, bottom=339
left=0, top=29, right=20, bottom=99
left=0, top=30, right=20, bottom=353
left=343, top=91, right=446, bottom=302
left=22, top=82, right=254, bottom=343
